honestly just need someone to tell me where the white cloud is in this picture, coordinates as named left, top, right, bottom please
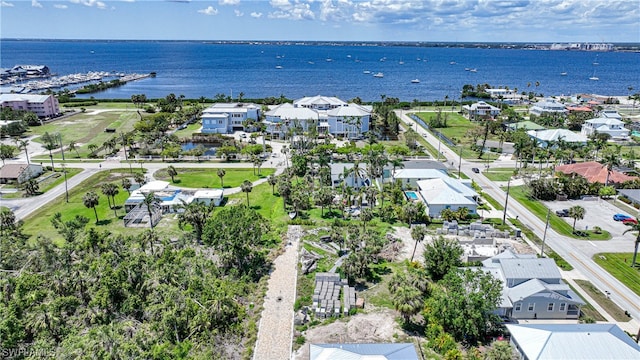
left=234, top=9, right=244, bottom=16
left=32, top=0, right=43, bottom=8
left=1, top=1, right=14, bottom=6
left=250, top=11, right=263, bottom=18
left=268, top=0, right=315, bottom=20
left=219, top=0, right=240, bottom=5
left=70, top=0, right=107, bottom=9
left=198, top=6, right=218, bottom=15
left=54, top=3, right=68, bottom=8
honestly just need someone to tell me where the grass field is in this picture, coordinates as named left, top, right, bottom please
left=415, top=111, right=478, bottom=141
left=173, top=122, right=202, bottom=139
left=483, top=168, right=515, bottom=182
left=575, top=279, right=632, bottom=322
left=154, top=168, right=275, bottom=188
left=225, top=181, right=288, bottom=225
left=593, top=252, right=640, bottom=297
left=20, top=169, right=166, bottom=243
left=507, top=185, right=611, bottom=240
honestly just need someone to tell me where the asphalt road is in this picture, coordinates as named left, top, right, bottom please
left=397, top=110, right=640, bottom=323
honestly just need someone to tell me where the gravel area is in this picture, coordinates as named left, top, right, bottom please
left=253, top=225, right=302, bottom=360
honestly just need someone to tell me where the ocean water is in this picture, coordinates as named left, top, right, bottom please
left=1, top=40, right=639, bottom=102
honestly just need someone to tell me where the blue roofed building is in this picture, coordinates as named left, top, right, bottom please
left=310, top=343, right=419, bottom=360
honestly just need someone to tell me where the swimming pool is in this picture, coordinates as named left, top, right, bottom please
left=405, top=191, right=419, bottom=200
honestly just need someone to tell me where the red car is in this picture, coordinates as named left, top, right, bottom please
left=623, top=218, right=638, bottom=225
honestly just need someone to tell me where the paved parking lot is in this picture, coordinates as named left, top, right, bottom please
left=544, top=198, right=636, bottom=237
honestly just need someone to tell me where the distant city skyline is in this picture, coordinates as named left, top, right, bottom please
left=1, top=0, right=639, bottom=43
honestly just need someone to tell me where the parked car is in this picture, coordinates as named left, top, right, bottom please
left=623, top=218, right=638, bottom=225
left=555, top=209, right=569, bottom=217
left=613, top=213, right=633, bottom=221
left=472, top=167, right=480, bottom=173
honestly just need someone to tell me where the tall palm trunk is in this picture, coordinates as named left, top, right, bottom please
left=632, top=236, right=640, bottom=268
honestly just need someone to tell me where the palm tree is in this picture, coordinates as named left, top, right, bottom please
left=217, top=168, right=226, bottom=188
left=267, top=174, right=277, bottom=195
left=83, top=191, right=100, bottom=224
left=390, top=158, right=404, bottom=182
left=41, top=132, right=57, bottom=170
left=241, top=180, right=252, bottom=207
left=68, top=141, right=80, bottom=158
left=392, top=284, right=423, bottom=324
left=101, top=183, right=114, bottom=209
left=410, top=224, right=428, bottom=262
left=14, top=138, right=30, bottom=164
left=142, top=193, right=158, bottom=229
left=166, top=165, right=178, bottom=183
left=601, top=150, right=621, bottom=187
left=360, top=207, right=373, bottom=231
left=623, top=222, right=640, bottom=268
left=176, top=200, right=213, bottom=243
left=568, top=205, right=585, bottom=231
left=122, top=178, right=132, bottom=194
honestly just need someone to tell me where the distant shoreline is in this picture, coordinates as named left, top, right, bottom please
left=2, top=38, right=639, bottom=52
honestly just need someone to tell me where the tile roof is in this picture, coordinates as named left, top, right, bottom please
left=555, top=161, right=637, bottom=184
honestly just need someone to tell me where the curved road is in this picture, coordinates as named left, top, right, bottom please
left=397, top=110, right=640, bottom=325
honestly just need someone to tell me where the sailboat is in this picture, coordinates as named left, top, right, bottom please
left=589, top=70, right=599, bottom=81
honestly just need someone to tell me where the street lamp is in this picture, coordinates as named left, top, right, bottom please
left=540, top=209, right=551, bottom=257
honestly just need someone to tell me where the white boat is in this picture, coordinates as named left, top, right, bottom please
left=275, top=65, right=283, bottom=69
left=589, top=75, right=599, bottom=81
left=308, top=61, right=315, bottom=65
left=561, top=72, right=568, bottom=76
left=450, top=61, right=457, bottom=65
left=411, top=79, right=420, bottom=83
left=398, top=58, right=404, bottom=65
left=469, top=68, right=477, bottom=73
left=363, top=70, right=371, bottom=74
left=373, top=72, right=384, bottom=78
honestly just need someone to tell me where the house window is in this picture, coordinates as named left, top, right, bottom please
left=547, top=303, right=554, bottom=312
left=514, top=303, right=522, bottom=312
left=527, top=303, right=535, bottom=312
left=559, top=303, right=566, bottom=311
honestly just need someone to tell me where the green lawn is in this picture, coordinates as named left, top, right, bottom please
left=27, top=109, right=141, bottom=159
left=399, top=122, right=437, bottom=158
left=173, top=122, right=202, bottom=139
left=0, top=168, right=82, bottom=199
left=507, top=186, right=611, bottom=240
left=225, top=181, right=288, bottom=225
left=575, top=279, right=632, bottom=322
left=483, top=168, right=515, bottom=182
left=415, top=111, right=478, bottom=141
left=154, top=168, right=275, bottom=189
left=480, top=191, right=504, bottom=211
left=593, top=252, right=640, bottom=297
left=20, top=169, right=179, bottom=243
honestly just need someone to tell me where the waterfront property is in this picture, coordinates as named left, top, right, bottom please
left=581, top=117, right=629, bottom=140
left=462, top=101, right=501, bottom=120
left=264, top=95, right=371, bottom=139
left=481, top=250, right=584, bottom=320
left=416, top=177, right=478, bottom=217
left=506, top=323, right=640, bottom=360
left=527, top=129, right=587, bottom=147
left=200, top=102, right=261, bottom=134
left=0, top=163, right=43, bottom=184
left=529, top=98, right=568, bottom=117
left=0, top=93, right=60, bottom=118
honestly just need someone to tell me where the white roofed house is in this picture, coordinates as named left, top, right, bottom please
left=416, top=177, right=478, bottom=217
left=392, top=168, right=449, bottom=188
left=529, top=98, right=568, bottom=117
left=264, top=103, right=320, bottom=139
left=200, top=102, right=260, bottom=134
left=527, top=129, right=587, bottom=148
left=581, top=117, right=629, bottom=140
left=462, top=101, right=501, bottom=121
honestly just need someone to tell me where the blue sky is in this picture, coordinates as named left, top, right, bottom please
left=1, top=0, right=639, bottom=42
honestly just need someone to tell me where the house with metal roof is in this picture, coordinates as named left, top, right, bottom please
left=481, top=250, right=584, bottom=320
left=529, top=98, right=568, bottom=117
left=391, top=168, right=448, bottom=187
left=416, top=177, right=478, bottom=217
left=506, top=323, right=640, bottom=360
left=310, top=343, right=419, bottom=360
left=0, top=93, right=60, bottom=118
left=527, top=129, right=587, bottom=147
left=200, top=102, right=261, bottom=134
left=462, top=101, right=501, bottom=120
left=505, top=121, right=545, bottom=132
left=581, top=117, right=629, bottom=140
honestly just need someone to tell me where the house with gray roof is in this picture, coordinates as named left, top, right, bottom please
left=462, top=101, right=501, bottom=120
left=527, top=129, right=587, bottom=147
left=416, top=177, right=478, bottom=217
left=529, top=98, right=568, bottom=117
left=506, top=323, right=640, bottom=360
left=581, top=117, right=629, bottom=140
left=310, top=343, right=419, bottom=360
left=481, top=250, right=584, bottom=320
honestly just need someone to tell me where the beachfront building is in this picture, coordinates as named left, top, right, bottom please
left=200, top=102, right=261, bottom=134
left=506, top=324, right=640, bottom=360
left=462, top=101, right=501, bottom=121
left=481, top=250, right=584, bottom=320
left=0, top=94, right=60, bottom=118
left=581, top=117, right=629, bottom=140
left=529, top=98, right=568, bottom=117
left=527, top=129, right=587, bottom=147
left=264, top=96, right=371, bottom=139
left=416, top=177, right=478, bottom=217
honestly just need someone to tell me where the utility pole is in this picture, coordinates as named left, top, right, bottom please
left=58, top=133, right=65, bottom=162
left=541, top=208, right=551, bottom=257
left=62, top=163, right=69, bottom=203
left=502, top=176, right=511, bottom=225
left=436, top=132, right=441, bottom=162
left=458, top=146, right=462, bottom=178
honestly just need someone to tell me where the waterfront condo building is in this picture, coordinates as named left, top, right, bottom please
left=200, top=102, right=261, bottom=134
left=0, top=94, right=60, bottom=118
left=264, top=95, right=371, bottom=139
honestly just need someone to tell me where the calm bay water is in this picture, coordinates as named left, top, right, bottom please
left=1, top=40, right=639, bottom=102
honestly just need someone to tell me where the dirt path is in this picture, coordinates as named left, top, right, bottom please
left=253, top=225, right=302, bottom=360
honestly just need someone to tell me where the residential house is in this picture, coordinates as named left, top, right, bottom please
left=599, top=107, right=623, bottom=120
left=555, top=161, right=637, bottom=185
left=481, top=250, right=584, bottom=320
left=264, top=96, right=371, bottom=139
left=392, top=168, right=448, bottom=188
left=506, top=324, right=640, bottom=360
left=200, top=102, right=261, bottom=134
left=0, top=94, right=60, bottom=118
left=527, top=129, right=587, bottom=147
left=330, top=163, right=370, bottom=188
left=581, top=117, right=629, bottom=140
left=191, top=189, right=224, bottom=207
left=505, top=121, right=545, bottom=132
left=462, top=101, right=501, bottom=120
left=416, top=177, right=478, bottom=217
left=0, top=163, right=43, bottom=184
left=310, top=343, right=419, bottom=360
left=529, top=98, right=568, bottom=117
